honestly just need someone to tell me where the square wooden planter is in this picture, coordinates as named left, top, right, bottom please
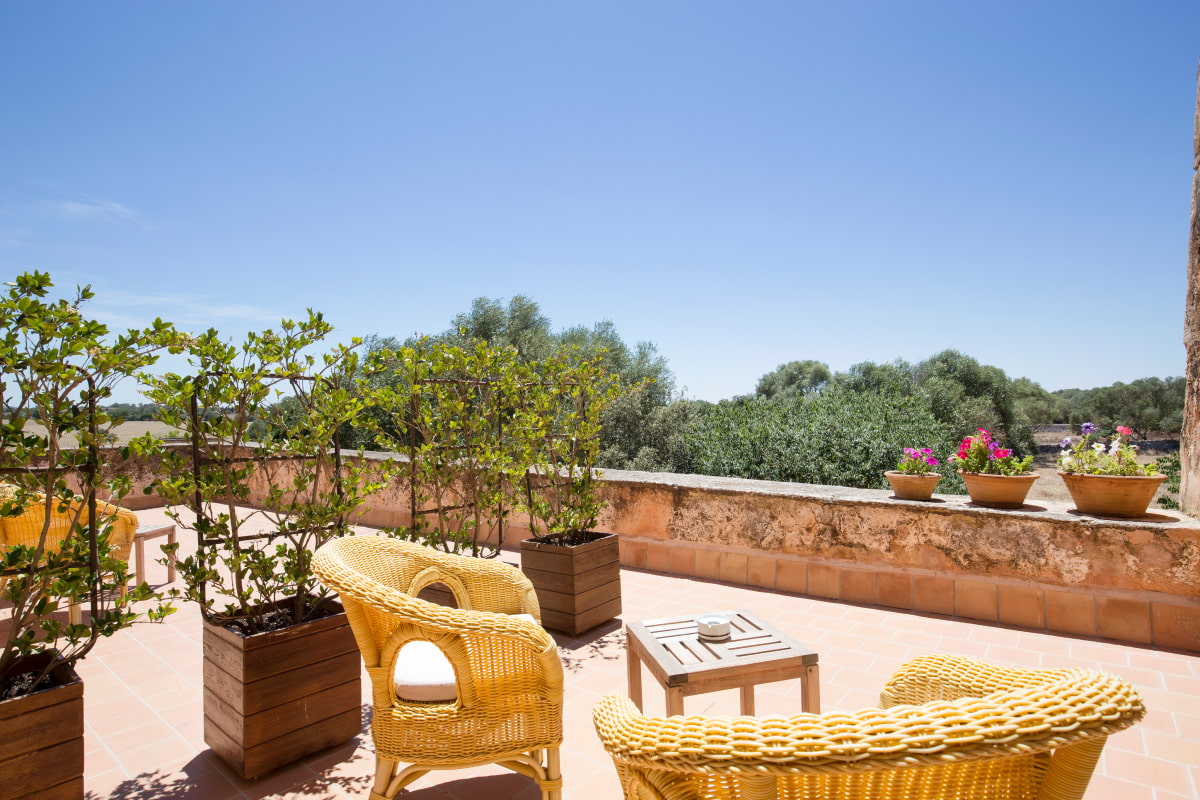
left=520, top=532, right=621, bottom=636
left=203, top=600, right=362, bottom=781
left=0, top=656, right=84, bottom=800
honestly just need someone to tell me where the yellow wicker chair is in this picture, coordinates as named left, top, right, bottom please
left=312, top=535, right=565, bottom=800
left=0, top=488, right=139, bottom=622
left=593, top=654, right=1145, bottom=800
left=0, top=490, right=138, bottom=564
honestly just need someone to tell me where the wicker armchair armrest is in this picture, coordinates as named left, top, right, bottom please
left=880, top=654, right=1077, bottom=707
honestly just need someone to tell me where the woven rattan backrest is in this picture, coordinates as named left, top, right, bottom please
left=594, top=655, right=1145, bottom=800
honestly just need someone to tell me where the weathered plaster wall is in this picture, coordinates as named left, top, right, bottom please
left=595, top=470, right=1200, bottom=651
left=596, top=471, right=1200, bottom=596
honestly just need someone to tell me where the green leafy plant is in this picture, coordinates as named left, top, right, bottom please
left=950, top=428, right=1034, bottom=476
left=0, top=272, right=176, bottom=696
left=896, top=447, right=940, bottom=475
left=1156, top=453, right=1181, bottom=509
left=361, top=340, right=632, bottom=552
left=521, top=348, right=630, bottom=546
left=143, top=313, right=395, bottom=634
left=362, top=337, right=529, bottom=558
left=1058, top=423, right=1158, bottom=477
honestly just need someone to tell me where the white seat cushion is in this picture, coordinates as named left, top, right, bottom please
left=392, top=613, right=539, bottom=703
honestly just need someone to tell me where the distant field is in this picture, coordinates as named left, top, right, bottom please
left=22, top=419, right=181, bottom=445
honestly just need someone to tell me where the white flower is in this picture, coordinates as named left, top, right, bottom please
left=1093, top=443, right=1105, bottom=452
left=1109, top=440, right=1121, bottom=456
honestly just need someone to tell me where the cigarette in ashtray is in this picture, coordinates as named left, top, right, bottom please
left=696, top=614, right=731, bottom=641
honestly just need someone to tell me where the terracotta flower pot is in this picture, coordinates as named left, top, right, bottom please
left=959, top=471, right=1039, bottom=509
left=1058, top=471, right=1166, bottom=518
left=884, top=471, right=942, bottom=501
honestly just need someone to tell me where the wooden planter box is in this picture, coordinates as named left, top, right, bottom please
left=0, top=655, right=84, bottom=800
left=203, top=600, right=362, bottom=781
left=520, top=532, right=621, bottom=636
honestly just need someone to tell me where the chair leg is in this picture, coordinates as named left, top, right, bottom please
left=371, top=756, right=397, bottom=800
left=541, top=747, right=562, bottom=800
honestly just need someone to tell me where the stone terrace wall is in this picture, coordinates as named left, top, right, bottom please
left=595, top=470, right=1200, bottom=652
left=120, top=451, right=1200, bottom=652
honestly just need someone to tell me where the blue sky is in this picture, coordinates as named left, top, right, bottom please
left=2, top=2, right=1198, bottom=403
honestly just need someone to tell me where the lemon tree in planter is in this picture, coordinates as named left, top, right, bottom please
left=143, top=313, right=397, bottom=780
left=0, top=272, right=176, bottom=799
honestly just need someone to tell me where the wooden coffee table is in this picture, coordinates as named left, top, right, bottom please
left=625, top=609, right=820, bottom=716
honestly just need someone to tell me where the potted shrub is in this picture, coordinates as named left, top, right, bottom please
left=518, top=350, right=630, bottom=636
left=949, top=428, right=1038, bottom=509
left=1057, top=423, right=1164, bottom=518
left=0, top=273, right=174, bottom=800
left=884, top=447, right=942, bottom=501
left=144, top=314, right=395, bottom=780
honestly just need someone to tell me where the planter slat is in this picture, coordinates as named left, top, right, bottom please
left=205, top=704, right=361, bottom=781
left=0, top=671, right=83, bottom=722
left=202, top=617, right=358, bottom=684
left=203, top=645, right=361, bottom=716
left=530, top=577, right=621, bottom=615
left=522, top=560, right=619, bottom=594
left=204, top=676, right=361, bottom=748
left=0, top=735, right=83, bottom=800
left=541, top=597, right=622, bottom=636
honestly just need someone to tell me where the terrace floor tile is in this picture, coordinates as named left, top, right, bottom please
left=55, top=507, right=1200, bottom=800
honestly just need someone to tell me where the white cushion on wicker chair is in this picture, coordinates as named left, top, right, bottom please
left=393, top=614, right=538, bottom=702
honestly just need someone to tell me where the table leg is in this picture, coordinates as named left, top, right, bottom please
left=166, top=527, right=177, bottom=582
left=627, top=642, right=644, bottom=711
left=666, top=687, right=684, bottom=716
left=739, top=685, right=756, bottom=716
left=135, top=532, right=145, bottom=586
left=801, top=664, right=821, bottom=713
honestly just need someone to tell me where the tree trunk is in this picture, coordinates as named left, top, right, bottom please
left=1181, top=62, right=1200, bottom=514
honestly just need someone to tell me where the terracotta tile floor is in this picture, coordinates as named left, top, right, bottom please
left=74, top=508, right=1200, bottom=799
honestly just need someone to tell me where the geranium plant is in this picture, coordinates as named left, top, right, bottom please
left=1058, top=423, right=1157, bottom=477
left=896, top=447, right=940, bottom=475
left=950, top=428, right=1034, bottom=476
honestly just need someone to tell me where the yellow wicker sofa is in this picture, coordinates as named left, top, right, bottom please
left=593, top=654, right=1144, bottom=800
left=312, top=535, right=565, bottom=800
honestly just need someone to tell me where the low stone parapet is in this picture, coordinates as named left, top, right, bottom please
left=595, top=470, right=1200, bottom=652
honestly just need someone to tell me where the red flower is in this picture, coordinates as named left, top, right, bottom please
left=1116, top=425, right=1132, bottom=437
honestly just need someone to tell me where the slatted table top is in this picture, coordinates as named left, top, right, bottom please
left=626, top=609, right=818, bottom=688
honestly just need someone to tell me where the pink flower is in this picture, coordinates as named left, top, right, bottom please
left=1116, top=425, right=1132, bottom=437
left=994, top=448, right=1011, bottom=458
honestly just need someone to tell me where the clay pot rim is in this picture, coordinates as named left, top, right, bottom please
left=1056, top=470, right=1165, bottom=480
left=957, top=470, right=1038, bottom=479
left=884, top=470, right=942, bottom=479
